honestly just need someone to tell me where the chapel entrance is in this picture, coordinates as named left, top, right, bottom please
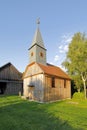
left=28, top=86, right=34, bottom=100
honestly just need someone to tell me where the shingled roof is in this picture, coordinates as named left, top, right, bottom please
left=37, top=63, right=71, bottom=80
left=0, top=62, right=11, bottom=71
left=0, top=62, right=22, bottom=80
left=23, top=62, right=71, bottom=80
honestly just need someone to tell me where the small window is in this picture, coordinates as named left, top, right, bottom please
left=52, top=77, right=55, bottom=88
left=31, top=52, right=33, bottom=56
left=64, top=80, right=66, bottom=88
left=40, top=52, right=43, bottom=57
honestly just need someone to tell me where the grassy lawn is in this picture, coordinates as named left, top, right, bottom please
left=0, top=96, right=87, bottom=130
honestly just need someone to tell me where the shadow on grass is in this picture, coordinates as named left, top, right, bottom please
left=0, top=96, right=82, bottom=130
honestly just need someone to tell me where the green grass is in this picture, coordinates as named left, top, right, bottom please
left=0, top=95, right=87, bottom=130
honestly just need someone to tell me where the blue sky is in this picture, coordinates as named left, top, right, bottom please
left=0, top=0, right=87, bottom=72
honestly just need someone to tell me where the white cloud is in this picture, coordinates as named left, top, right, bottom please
left=58, top=33, right=73, bottom=53
left=65, top=37, right=72, bottom=43
left=58, top=65, right=66, bottom=71
left=59, top=45, right=63, bottom=49
left=64, top=44, right=68, bottom=52
left=54, top=55, right=59, bottom=62
left=48, top=33, right=73, bottom=69
left=61, top=33, right=73, bottom=44
left=59, top=49, right=64, bottom=53
left=59, top=44, right=68, bottom=53
left=49, top=62, right=54, bottom=65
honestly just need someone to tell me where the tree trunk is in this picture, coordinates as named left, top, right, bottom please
left=83, top=81, right=87, bottom=99
left=77, top=88, right=80, bottom=92
left=81, top=73, right=87, bottom=99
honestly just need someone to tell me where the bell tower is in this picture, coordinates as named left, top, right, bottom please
left=28, top=19, right=46, bottom=65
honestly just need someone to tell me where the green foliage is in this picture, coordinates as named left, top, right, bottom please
left=73, top=75, right=83, bottom=91
left=62, top=32, right=87, bottom=94
left=0, top=96, right=87, bottom=130
left=73, top=92, right=85, bottom=100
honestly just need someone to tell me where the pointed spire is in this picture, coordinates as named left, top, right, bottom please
left=30, top=19, right=45, bottom=49
left=29, top=19, right=47, bottom=65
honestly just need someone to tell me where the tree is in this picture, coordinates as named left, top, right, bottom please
left=62, top=32, right=87, bottom=99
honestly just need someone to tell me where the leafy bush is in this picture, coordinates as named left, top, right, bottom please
left=73, top=92, right=85, bottom=100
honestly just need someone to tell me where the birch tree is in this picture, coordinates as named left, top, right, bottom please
left=62, top=32, right=87, bottom=98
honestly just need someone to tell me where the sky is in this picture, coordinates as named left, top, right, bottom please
left=0, top=0, right=87, bottom=72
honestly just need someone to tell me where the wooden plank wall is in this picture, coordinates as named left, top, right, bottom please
left=5, top=82, right=22, bottom=95
left=44, top=76, right=71, bottom=102
left=0, top=64, right=22, bottom=80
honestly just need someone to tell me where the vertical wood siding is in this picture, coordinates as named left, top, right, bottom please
left=44, top=76, right=71, bottom=102
left=24, top=74, right=44, bottom=102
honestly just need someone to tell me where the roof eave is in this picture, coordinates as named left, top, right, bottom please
left=44, top=73, right=71, bottom=80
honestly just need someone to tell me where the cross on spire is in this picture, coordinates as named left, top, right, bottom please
left=36, top=18, right=40, bottom=26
